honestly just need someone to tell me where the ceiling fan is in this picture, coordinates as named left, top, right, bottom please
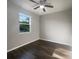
left=30, top=0, right=54, bottom=12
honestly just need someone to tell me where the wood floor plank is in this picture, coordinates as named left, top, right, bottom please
left=7, top=40, right=71, bottom=59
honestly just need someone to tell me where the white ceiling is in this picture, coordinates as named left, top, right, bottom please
left=10, top=0, right=72, bottom=15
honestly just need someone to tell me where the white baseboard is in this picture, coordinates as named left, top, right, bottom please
left=7, top=39, right=39, bottom=52
left=40, top=38, right=71, bottom=46
left=8, top=38, right=71, bottom=52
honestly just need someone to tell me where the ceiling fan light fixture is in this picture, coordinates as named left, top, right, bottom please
left=30, top=0, right=54, bottom=12
left=40, top=5, right=44, bottom=9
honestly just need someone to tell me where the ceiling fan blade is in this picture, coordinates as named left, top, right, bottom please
left=45, top=5, right=54, bottom=8
left=43, top=8, right=46, bottom=12
left=34, top=6, right=40, bottom=9
left=30, top=0, right=39, bottom=4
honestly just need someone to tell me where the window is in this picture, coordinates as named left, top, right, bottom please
left=19, top=13, right=31, bottom=32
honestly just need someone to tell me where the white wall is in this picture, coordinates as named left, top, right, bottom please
left=40, top=9, right=72, bottom=46
left=7, top=0, right=39, bottom=51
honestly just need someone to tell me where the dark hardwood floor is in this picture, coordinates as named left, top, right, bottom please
left=7, top=40, right=71, bottom=59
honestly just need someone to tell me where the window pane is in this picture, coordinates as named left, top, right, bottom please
left=19, top=13, right=30, bottom=32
